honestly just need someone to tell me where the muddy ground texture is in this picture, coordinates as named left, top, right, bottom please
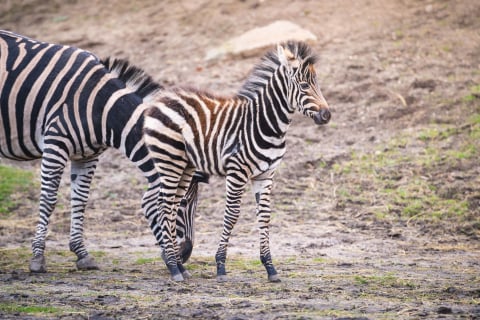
left=1, top=0, right=479, bottom=319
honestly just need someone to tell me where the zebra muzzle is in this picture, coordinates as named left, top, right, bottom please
left=314, top=109, right=331, bottom=125
left=179, top=238, right=193, bottom=263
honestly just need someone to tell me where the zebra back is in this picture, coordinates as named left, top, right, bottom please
left=101, top=57, right=162, bottom=102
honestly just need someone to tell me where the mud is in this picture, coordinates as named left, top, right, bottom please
left=1, top=0, right=479, bottom=319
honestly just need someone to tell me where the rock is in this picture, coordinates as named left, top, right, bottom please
left=205, top=20, right=317, bottom=60
left=411, top=79, right=436, bottom=91
left=437, top=306, right=453, bottom=314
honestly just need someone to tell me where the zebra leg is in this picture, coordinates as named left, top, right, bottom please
left=139, top=163, right=188, bottom=280
left=215, top=174, right=247, bottom=282
left=158, top=188, right=184, bottom=281
left=142, top=125, right=191, bottom=280
left=30, top=154, right=67, bottom=273
left=155, top=167, right=191, bottom=281
left=252, top=176, right=280, bottom=282
left=157, top=168, right=195, bottom=280
left=69, top=157, right=100, bottom=270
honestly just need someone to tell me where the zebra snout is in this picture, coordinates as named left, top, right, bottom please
left=314, top=109, right=331, bottom=125
left=179, top=238, right=194, bottom=263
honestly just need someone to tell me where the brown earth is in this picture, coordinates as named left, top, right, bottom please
left=1, top=0, right=479, bottom=319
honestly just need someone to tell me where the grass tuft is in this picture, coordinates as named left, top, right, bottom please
left=0, top=303, right=61, bottom=315
left=332, top=104, right=479, bottom=228
left=0, top=165, right=35, bottom=215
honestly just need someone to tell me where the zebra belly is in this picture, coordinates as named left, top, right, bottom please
left=0, top=128, right=43, bottom=160
left=251, top=157, right=283, bottom=178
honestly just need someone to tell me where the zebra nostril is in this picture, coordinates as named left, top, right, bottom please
left=313, top=110, right=330, bottom=125
left=321, top=109, right=331, bottom=122
left=314, top=109, right=331, bottom=125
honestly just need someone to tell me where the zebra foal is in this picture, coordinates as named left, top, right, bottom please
left=144, top=41, right=331, bottom=282
left=0, top=30, right=201, bottom=272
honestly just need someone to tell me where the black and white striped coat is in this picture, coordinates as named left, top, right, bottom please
left=0, top=30, right=200, bottom=272
left=144, top=41, right=331, bottom=281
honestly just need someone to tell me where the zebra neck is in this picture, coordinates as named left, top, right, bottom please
left=246, top=91, right=292, bottom=142
left=239, top=67, right=293, bottom=141
left=102, top=91, right=147, bottom=160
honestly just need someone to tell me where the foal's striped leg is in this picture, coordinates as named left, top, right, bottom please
left=215, top=173, right=248, bottom=282
left=158, top=173, right=186, bottom=281
left=252, top=176, right=280, bottom=282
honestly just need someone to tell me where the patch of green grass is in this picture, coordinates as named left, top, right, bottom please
left=381, top=179, right=470, bottom=219
left=229, top=257, right=263, bottom=270
left=470, top=114, right=480, bottom=139
left=462, top=84, right=480, bottom=103
left=311, top=257, right=328, bottom=264
left=470, top=113, right=480, bottom=124
left=333, top=118, right=477, bottom=224
left=286, top=271, right=304, bottom=278
left=0, top=247, right=31, bottom=269
left=418, top=127, right=442, bottom=142
left=354, top=275, right=369, bottom=285
left=283, top=257, right=297, bottom=264
left=402, top=199, right=424, bottom=217
left=135, top=257, right=161, bottom=265
left=447, top=144, right=476, bottom=160
left=0, top=303, right=61, bottom=315
left=90, top=250, right=107, bottom=258
left=0, top=165, right=35, bottom=215
left=354, top=273, right=417, bottom=288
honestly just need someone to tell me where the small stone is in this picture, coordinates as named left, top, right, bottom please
left=110, top=212, right=124, bottom=222
left=411, top=79, right=436, bottom=91
left=437, top=306, right=453, bottom=314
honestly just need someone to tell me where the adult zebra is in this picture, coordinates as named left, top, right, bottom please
left=0, top=30, right=202, bottom=272
left=143, top=41, right=331, bottom=282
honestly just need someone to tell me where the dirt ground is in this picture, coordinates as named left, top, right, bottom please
left=1, top=0, right=479, bottom=319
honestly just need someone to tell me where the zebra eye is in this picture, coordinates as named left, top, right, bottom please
left=299, top=82, right=310, bottom=90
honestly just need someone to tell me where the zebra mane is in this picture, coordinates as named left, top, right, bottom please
left=101, top=57, right=162, bottom=102
left=239, top=41, right=318, bottom=98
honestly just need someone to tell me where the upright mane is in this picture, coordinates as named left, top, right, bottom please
left=101, top=57, right=162, bottom=102
left=238, top=41, right=318, bottom=99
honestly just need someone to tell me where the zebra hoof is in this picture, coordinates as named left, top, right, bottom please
left=182, top=270, right=192, bottom=279
left=171, top=273, right=185, bottom=282
left=216, top=275, right=228, bottom=283
left=29, top=255, right=47, bottom=273
left=76, top=255, right=99, bottom=270
left=268, top=274, right=281, bottom=283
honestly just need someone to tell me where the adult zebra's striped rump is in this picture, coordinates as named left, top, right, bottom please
left=0, top=30, right=202, bottom=272
left=144, top=41, right=331, bottom=282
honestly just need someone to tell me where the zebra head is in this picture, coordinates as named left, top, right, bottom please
left=277, top=41, right=331, bottom=125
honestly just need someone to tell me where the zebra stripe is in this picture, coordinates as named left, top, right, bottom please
left=0, top=30, right=202, bottom=272
left=143, top=41, right=331, bottom=282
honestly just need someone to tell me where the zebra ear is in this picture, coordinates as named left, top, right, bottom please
left=277, top=44, right=300, bottom=69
